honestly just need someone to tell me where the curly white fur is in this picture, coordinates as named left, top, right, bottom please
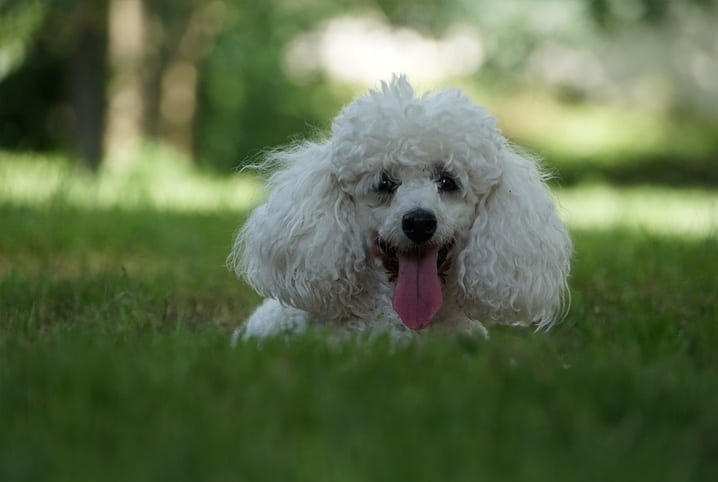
left=228, top=76, right=572, bottom=341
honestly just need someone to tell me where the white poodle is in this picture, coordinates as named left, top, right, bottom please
left=229, top=76, right=572, bottom=341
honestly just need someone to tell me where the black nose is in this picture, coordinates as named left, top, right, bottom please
left=402, top=208, right=437, bottom=243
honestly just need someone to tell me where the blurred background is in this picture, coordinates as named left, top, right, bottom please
left=0, top=0, right=716, bottom=172
left=0, top=0, right=717, bottom=233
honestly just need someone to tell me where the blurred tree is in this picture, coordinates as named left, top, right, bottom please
left=0, top=0, right=716, bottom=171
left=104, top=0, right=146, bottom=166
left=196, top=0, right=350, bottom=169
left=0, top=0, right=44, bottom=80
left=144, top=0, right=223, bottom=154
left=105, top=0, right=225, bottom=166
left=0, top=0, right=63, bottom=151
left=66, top=0, right=108, bottom=169
left=585, top=0, right=716, bottom=28
left=0, top=0, right=108, bottom=169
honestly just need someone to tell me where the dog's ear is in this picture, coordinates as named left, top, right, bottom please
left=228, top=141, right=365, bottom=319
left=457, top=147, right=572, bottom=329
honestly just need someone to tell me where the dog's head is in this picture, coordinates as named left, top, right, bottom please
left=230, top=76, right=572, bottom=330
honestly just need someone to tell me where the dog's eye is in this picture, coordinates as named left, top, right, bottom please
left=375, top=173, right=399, bottom=195
left=438, top=175, right=459, bottom=193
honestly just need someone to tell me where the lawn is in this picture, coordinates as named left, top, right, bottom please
left=1, top=154, right=717, bottom=482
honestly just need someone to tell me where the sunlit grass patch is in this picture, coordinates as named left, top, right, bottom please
left=557, top=184, right=718, bottom=239
left=2, top=151, right=717, bottom=239
left=448, top=86, right=718, bottom=186
left=0, top=150, right=263, bottom=213
left=484, top=91, right=718, bottom=165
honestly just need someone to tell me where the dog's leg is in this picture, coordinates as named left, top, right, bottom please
left=231, top=298, right=309, bottom=345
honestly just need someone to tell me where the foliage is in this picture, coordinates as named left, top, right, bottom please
left=0, top=0, right=44, bottom=79
left=1, top=0, right=717, bottom=170
left=476, top=90, right=718, bottom=188
left=587, top=0, right=718, bottom=27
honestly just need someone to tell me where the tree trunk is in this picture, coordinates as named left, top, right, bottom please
left=105, top=0, right=147, bottom=170
left=68, top=0, right=107, bottom=170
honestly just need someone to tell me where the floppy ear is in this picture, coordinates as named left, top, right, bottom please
left=228, top=142, right=366, bottom=319
left=457, top=147, right=572, bottom=329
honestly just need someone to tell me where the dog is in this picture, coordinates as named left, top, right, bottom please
left=228, top=75, right=571, bottom=341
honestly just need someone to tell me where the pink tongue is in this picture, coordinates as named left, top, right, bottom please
left=392, top=247, right=443, bottom=330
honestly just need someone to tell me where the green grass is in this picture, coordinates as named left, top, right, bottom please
left=1, top=155, right=717, bottom=482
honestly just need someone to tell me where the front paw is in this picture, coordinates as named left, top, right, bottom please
left=231, top=299, right=309, bottom=345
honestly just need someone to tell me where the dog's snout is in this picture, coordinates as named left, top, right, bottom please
left=402, top=209, right=437, bottom=243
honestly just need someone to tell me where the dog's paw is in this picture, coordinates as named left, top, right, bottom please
left=469, top=320, right=489, bottom=339
left=231, top=299, right=309, bottom=346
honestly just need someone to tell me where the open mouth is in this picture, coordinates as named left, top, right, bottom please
left=374, top=236, right=455, bottom=331
left=375, top=238, right=455, bottom=280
